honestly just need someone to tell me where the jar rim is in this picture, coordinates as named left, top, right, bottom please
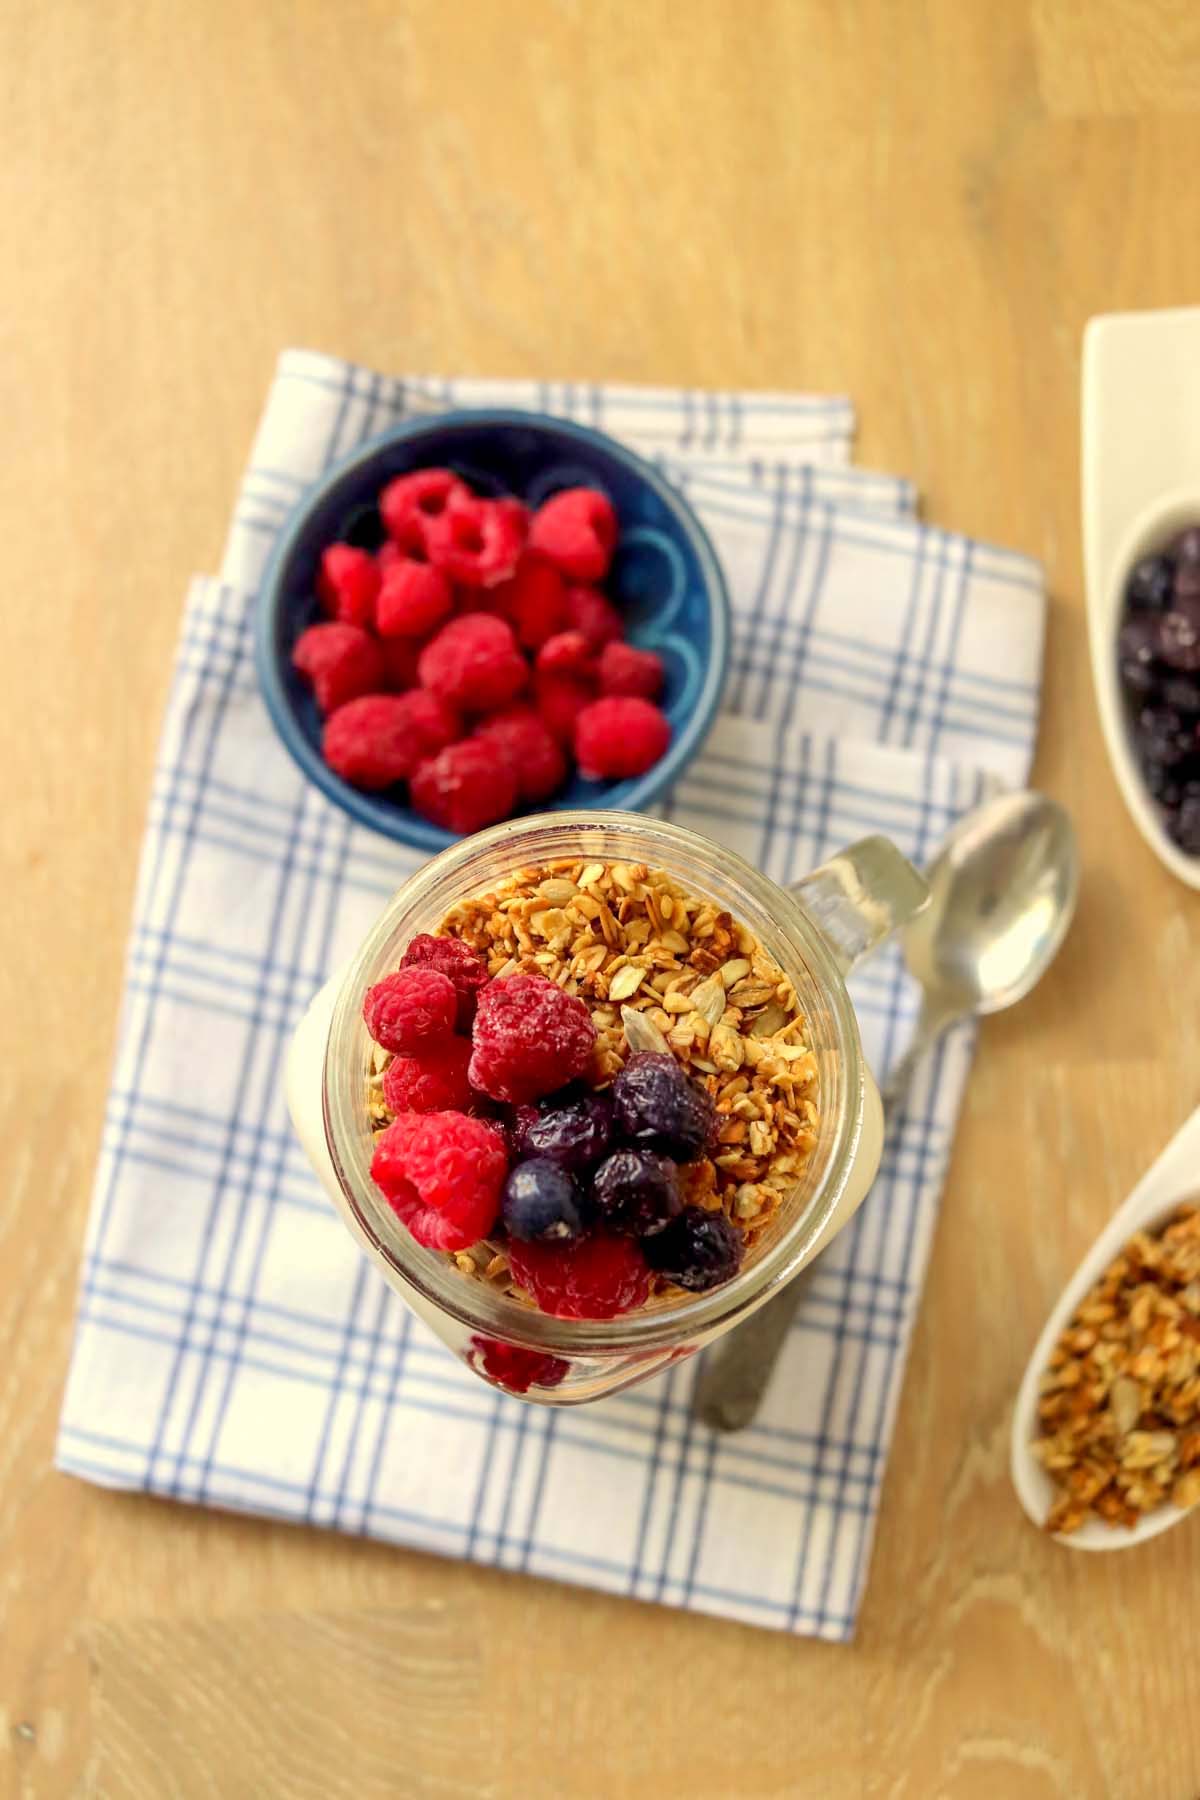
left=321, top=810, right=867, bottom=1353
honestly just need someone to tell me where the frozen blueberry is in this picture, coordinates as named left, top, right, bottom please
left=643, top=1207, right=744, bottom=1293
left=1169, top=794, right=1200, bottom=855
left=1137, top=706, right=1194, bottom=766
left=591, top=1149, right=681, bottom=1237
left=524, top=1089, right=614, bottom=1170
left=1171, top=527, right=1200, bottom=567
left=1159, top=602, right=1200, bottom=672
left=1176, top=562, right=1200, bottom=602
left=501, top=1158, right=589, bottom=1243
left=1142, top=759, right=1183, bottom=809
left=1126, top=554, right=1175, bottom=612
left=1118, top=616, right=1162, bottom=697
left=612, top=1052, right=716, bottom=1163
left=1163, top=675, right=1200, bottom=715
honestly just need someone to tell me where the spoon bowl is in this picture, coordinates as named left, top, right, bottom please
left=903, top=790, right=1079, bottom=1019
left=1011, top=1103, right=1200, bottom=1550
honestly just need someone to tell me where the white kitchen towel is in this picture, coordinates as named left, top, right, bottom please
left=57, top=357, right=1044, bottom=1639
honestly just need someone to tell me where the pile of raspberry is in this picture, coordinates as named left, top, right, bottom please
left=290, top=469, right=673, bottom=833
left=363, top=934, right=745, bottom=1337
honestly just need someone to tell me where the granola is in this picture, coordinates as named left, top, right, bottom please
left=367, top=858, right=819, bottom=1304
left=1033, top=1202, right=1200, bottom=1533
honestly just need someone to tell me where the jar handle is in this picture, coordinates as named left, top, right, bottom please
left=789, top=836, right=928, bottom=976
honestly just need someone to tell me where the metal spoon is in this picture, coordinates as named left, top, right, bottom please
left=693, top=789, right=1080, bottom=1432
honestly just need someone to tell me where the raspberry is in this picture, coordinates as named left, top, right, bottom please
left=534, top=669, right=594, bottom=748
left=592, top=1149, right=682, bottom=1237
left=292, top=622, right=385, bottom=716
left=599, top=640, right=665, bottom=700
left=316, top=543, right=381, bottom=627
left=469, top=972, right=596, bottom=1104
left=507, top=1233, right=650, bottom=1319
left=418, top=614, right=528, bottom=713
left=644, top=1207, right=744, bottom=1292
left=376, top=554, right=453, bottom=638
left=575, top=696, right=670, bottom=780
left=379, top=468, right=469, bottom=548
left=376, top=539, right=406, bottom=576
left=410, top=739, right=518, bottom=833
left=527, top=487, right=618, bottom=583
left=379, top=634, right=422, bottom=691
left=424, top=495, right=524, bottom=588
left=382, top=1036, right=474, bottom=1114
left=564, top=584, right=624, bottom=650
left=535, top=630, right=595, bottom=678
left=489, top=555, right=566, bottom=649
left=400, top=934, right=490, bottom=1028
left=473, top=707, right=567, bottom=803
left=370, top=1111, right=506, bottom=1251
left=322, top=690, right=460, bottom=789
left=612, top=1052, right=715, bottom=1161
left=469, top=1335, right=569, bottom=1394
left=362, top=966, right=457, bottom=1052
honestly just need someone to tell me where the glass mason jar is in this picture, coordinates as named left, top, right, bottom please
left=287, top=811, right=926, bottom=1404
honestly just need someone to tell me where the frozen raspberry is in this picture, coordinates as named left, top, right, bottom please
left=592, top=1149, right=682, bottom=1237
left=612, top=1052, right=715, bottom=1161
left=599, top=641, right=665, bottom=700
left=400, top=933, right=489, bottom=1029
left=644, top=1207, right=744, bottom=1292
left=527, top=487, right=618, bottom=583
left=410, top=739, right=518, bottom=834
left=575, top=696, right=671, bottom=780
left=535, top=630, right=595, bottom=678
left=424, top=495, right=524, bottom=588
left=379, top=634, right=422, bottom=691
left=473, top=707, right=567, bottom=803
left=534, top=669, right=594, bottom=748
left=382, top=1036, right=474, bottom=1115
left=376, top=539, right=405, bottom=576
left=469, top=1335, right=569, bottom=1394
left=380, top=468, right=469, bottom=549
left=323, top=690, right=459, bottom=789
left=316, top=543, right=381, bottom=627
left=469, top=973, right=596, bottom=1104
left=507, top=1233, right=650, bottom=1319
left=376, top=554, right=453, bottom=638
left=564, top=584, right=624, bottom=650
left=292, top=622, right=385, bottom=716
left=370, top=1110, right=506, bottom=1251
left=363, top=966, right=457, bottom=1053
left=490, top=555, right=566, bottom=649
left=418, top=614, right=528, bottom=714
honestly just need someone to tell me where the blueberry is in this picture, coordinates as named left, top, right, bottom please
left=1138, top=705, right=1195, bottom=766
left=1159, top=602, right=1200, bottom=672
left=501, top=1158, right=589, bottom=1243
left=1176, top=561, right=1200, bottom=602
left=1163, top=675, right=1200, bottom=715
left=505, top=1104, right=540, bottom=1158
left=592, top=1149, right=681, bottom=1237
left=643, top=1207, right=744, bottom=1292
left=1170, top=526, right=1200, bottom=567
left=1169, top=795, right=1200, bottom=855
left=1126, top=554, right=1175, bottom=612
left=612, top=1052, right=716, bottom=1162
left=524, top=1089, right=614, bottom=1170
left=1117, top=617, right=1162, bottom=697
left=1142, top=759, right=1183, bottom=809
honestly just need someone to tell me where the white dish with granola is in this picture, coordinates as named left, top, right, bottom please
left=1011, top=1102, right=1200, bottom=1549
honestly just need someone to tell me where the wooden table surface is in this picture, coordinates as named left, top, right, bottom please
left=5, top=2, right=1200, bottom=1794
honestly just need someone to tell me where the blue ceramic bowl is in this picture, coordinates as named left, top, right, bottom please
left=255, top=410, right=730, bottom=852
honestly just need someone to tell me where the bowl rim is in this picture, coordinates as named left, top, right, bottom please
left=253, top=406, right=732, bottom=851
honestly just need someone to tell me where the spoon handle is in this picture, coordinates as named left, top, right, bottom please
left=692, top=1001, right=963, bottom=1433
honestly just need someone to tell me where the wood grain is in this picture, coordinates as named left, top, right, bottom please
left=3, top=0, right=1200, bottom=1794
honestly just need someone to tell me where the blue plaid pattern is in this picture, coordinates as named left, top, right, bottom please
left=56, top=356, right=1044, bottom=1640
